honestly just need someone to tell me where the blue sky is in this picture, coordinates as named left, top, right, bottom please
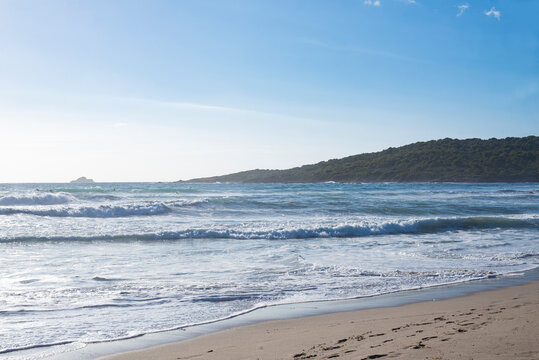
left=0, top=0, right=537, bottom=182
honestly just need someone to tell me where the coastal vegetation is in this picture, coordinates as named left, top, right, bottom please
left=183, top=136, right=539, bottom=183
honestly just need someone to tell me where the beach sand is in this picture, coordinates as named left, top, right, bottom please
left=104, top=281, right=538, bottom=360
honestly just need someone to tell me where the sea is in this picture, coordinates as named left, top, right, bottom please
left=0, top=182, right=538, bottom=358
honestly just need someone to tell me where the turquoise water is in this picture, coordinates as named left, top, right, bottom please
left=0, top=182, right=537, bottom=357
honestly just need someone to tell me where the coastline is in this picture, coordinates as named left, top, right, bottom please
left=27, top=267, right=536, bottom=360
left=2, top=182, right=536, bottom=360
left=102, top=278, right=539, bottom=360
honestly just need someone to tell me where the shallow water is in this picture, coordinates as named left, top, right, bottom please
left=0, top=182, right=537, bottom=356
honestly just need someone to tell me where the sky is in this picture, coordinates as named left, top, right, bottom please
left=0, top=0, right=537, bottom=182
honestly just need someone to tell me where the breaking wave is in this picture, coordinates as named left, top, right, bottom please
left=1, top=216, right=536, bottom=241
left=149, top=216, right=536, bottom=240
left=0, top=193, right=75, bottom=206
left=0, top=203, right=170, bottom=218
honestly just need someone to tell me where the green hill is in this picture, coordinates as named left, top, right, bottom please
left=181, top=136, right=539, bottom=183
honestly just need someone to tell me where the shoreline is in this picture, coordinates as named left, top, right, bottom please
left=103, top=278, right=539, bottom=360
left=25, top=267, right=537, bottom=360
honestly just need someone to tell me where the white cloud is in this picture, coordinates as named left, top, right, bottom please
left=485, top=7, right=501, bottom=20
left=457, top=4, right=469, bottom=17
left=364, top=0, right=381, bottom=6
left=406, top=0, right=417, bottom=4
left=113, top=122, right=128, bottom=128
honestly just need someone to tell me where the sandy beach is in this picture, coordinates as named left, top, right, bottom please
left=103, top=280, right=538, bottom=360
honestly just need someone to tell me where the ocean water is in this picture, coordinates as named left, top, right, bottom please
left=0, top=182, right=537, bottom=357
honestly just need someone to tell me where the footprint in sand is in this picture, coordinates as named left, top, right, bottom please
left=322, top=345, right=341, bottom=351
left=361, top=355, right=388, bottom=360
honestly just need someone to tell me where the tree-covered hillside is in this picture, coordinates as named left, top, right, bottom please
left=181, top=136, right=539, bottom=183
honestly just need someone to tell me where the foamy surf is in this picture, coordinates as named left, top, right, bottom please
left=0, top=182, right=537, bottom=357
left=0, top=215, right=536, bottom=241
left=0, top=203, right=171, bottom=218
left=0, top=192, right=75, bottom=206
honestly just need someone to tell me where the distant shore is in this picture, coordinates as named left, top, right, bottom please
left=103, top=280, right=538, bottom=360
left=180, top=136, right=539, bottom=183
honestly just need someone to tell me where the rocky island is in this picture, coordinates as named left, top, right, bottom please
left=70, top=176, right=95, bottom=184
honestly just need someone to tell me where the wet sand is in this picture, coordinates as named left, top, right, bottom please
left=103, top=280, right=538, bottom=360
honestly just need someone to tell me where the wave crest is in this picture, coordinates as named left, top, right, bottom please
left=0, top=193, right=75, bottom=206
left=0, top=203, right=170, bottom=218
left=1, top=216, right=535, bottom=241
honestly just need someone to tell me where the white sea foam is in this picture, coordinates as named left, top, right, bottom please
left=0, top=215, right=536, bottom=242
left=150, top=216, right=536, bottom=239
left=0, top=203, right=170, bottom=218
left=0, top=193, right=75, bottom=206
left=0, top=182, right=537, bottom=357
